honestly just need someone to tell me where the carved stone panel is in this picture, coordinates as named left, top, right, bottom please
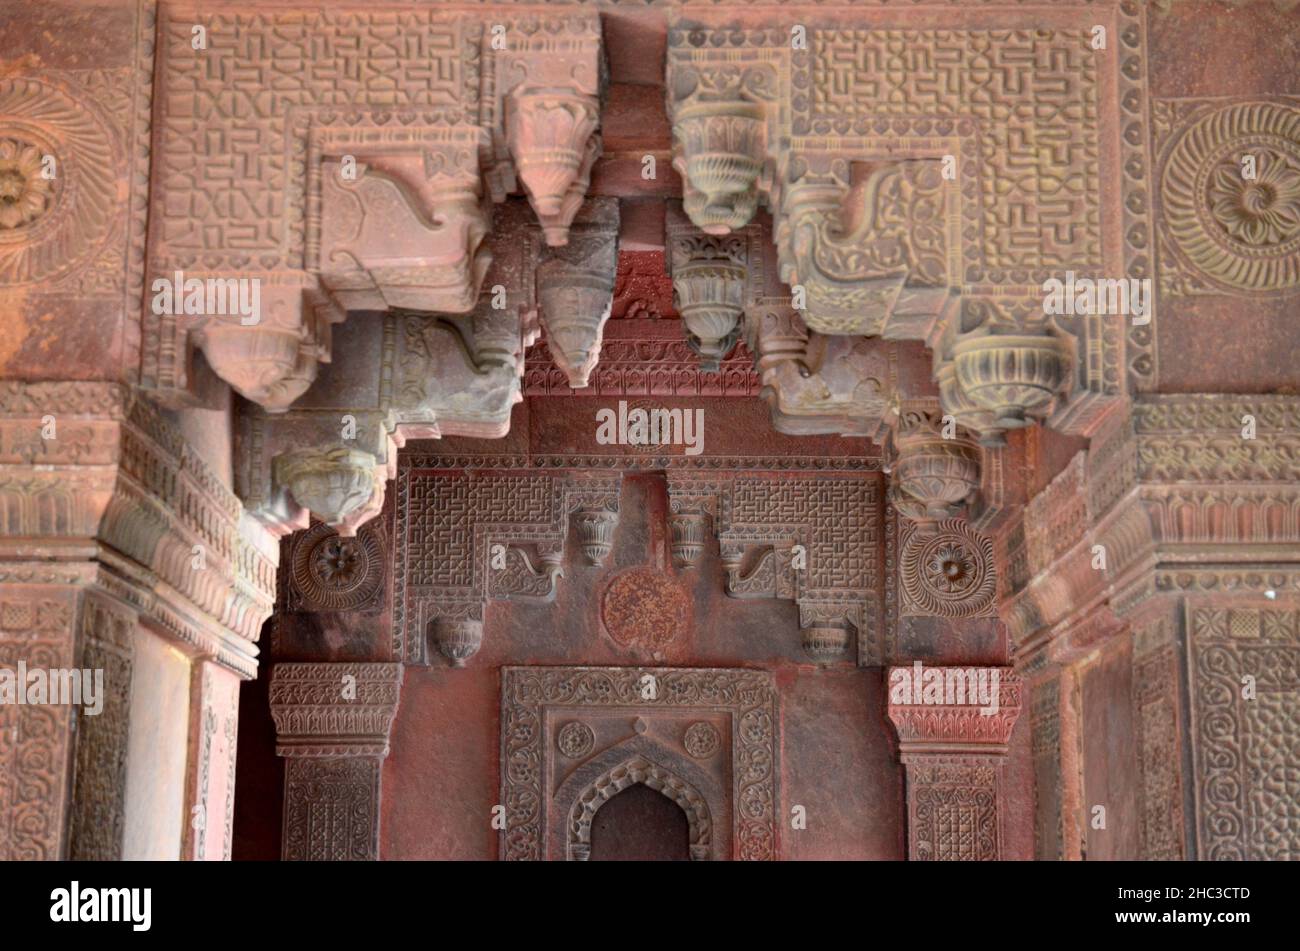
left=1188, top=605, right=1300, bottom=860
left=500, top=667, right=779, bottom=861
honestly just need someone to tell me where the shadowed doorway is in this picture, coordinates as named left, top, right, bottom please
left=587, top=783, right=692, bottom=861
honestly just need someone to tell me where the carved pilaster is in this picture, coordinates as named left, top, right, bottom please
left=68, top=594, right=136, bottom=862
left=887, top=666, right=1023, bottom=860
left=270, top=662, right=403, bottom=861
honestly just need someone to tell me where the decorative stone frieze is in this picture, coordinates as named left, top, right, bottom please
left=271, top=663, right=403, bottom=860
left=667, top=10, right=1147, bottom=421
left=669, top=471, right=881, bottom=664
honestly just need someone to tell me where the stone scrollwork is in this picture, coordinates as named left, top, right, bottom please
left=778, top=161, right=952, bottom=338
left=319, top=145, right=493, bottom=315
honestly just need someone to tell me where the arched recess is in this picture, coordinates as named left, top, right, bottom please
left=566, top=755, right=712, bottom=861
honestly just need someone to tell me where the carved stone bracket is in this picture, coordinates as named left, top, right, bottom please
left=887, top=406, right=981, bottom=527
left=270, top=662, right=403, bottom=861
left=667, top=12, right=1147, bottom=428
left=887, top=666, right=1023, bottom=860
left=535, top=199, right=619, bottom=388
left=144, top=9, right=607, bottom=413
left=394, top=468, right=622, bottom=666
left=668, top=471, right=882, bottom=665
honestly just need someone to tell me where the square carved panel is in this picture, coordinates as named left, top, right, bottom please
left=499, top=666, right=779, bottom=860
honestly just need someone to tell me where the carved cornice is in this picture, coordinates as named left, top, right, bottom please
left=0, top=382, right=276, bottom=676
left=270, top=662, right=403, bottom=758
left=1004, top=395, right=1300, bottom=668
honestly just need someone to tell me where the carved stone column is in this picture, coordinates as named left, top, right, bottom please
left=270, top=662, right=403, bottom=861
left=0, top=383, right=277, bottom=860
left=887, top=666, right=1023, bottom=860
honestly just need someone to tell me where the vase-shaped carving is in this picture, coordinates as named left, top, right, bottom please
left=674, top=257, right=745, bottom=371
left=537, top=259, right=614, bottom=389
left=669, top=512, right=709, bottom=568
left=572, top=509, right=617, bottom=566
left=935, top=362, right=1005, bottom=448
left=508, top=89, right=600, bottom=228
left=430, top=617, right=483, bottom=668
left=200, top=324, right=319, bottom=413
left=952, top=332, right=1070, bottom=430
left=673, top=100, right=764, bottom=234
left=892, top=412, right=981, bottom=521
left=275, top=446, right=381, bottom=536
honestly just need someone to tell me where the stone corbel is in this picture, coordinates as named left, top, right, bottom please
left=571, top=508, right=618, bottom=566
left=319, top=141, right=492, bottom=315
left=668, top=66, right=773, bottom=235
left=270, top=663, right=403, bottom=861
left=668, top=511, right=709, bottom=569
left=939, top=301, right=1074, bottom=444
left=535, top=199, right=619, bottom=388
left=190, top=276, right=344, bottom=413
left=722, top=545, right=799, bottom=601
left=272, top=446, right=391, bottom=539
left=497, top=15, right=605, bottom=246
left=667, top=231, right=747, bottom=372
left=776, top=161, right=955, bottom=339
left=886, top=406, right=982, bottom=531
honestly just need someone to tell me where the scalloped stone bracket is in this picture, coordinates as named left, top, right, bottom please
left=270, top=662, right=403, bottom=861
left=886, top=665, right=1022, bottom=860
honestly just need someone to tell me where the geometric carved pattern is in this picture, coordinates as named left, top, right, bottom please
left=887, top=666, right=1021, bottom=861
left=670, top=470, right=881, bottom=663
left=1188, top=605, right=1300, bottom=860
left=500, top=667, right=778, bottom=861
left=271, top=663, right=403, bottom=861
left=899, top=518, right=996, bottom=619
left=908, top=758, right=999, bottom=862
left=283, top=757, right=383, bottom=862
left=68, top=596, right=135, bottom=862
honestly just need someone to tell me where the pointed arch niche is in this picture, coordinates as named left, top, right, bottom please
left=500, top=667, right=779, bottom=861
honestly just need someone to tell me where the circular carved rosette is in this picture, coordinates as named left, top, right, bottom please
left=290, top=521, right=384, bottom=612
left=0, top=77, right=121, bottom=286
left=1163, top=101, right=1300, bottom=294
left=556, top=721, right=595, bottom=759
left=683, top=721, right=720, bottom=759
left=899, top=519, right=996, bottom=618
left=600, top=566, right=691, bottom=651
